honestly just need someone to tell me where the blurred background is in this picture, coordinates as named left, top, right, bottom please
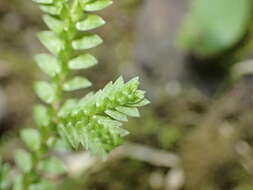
left=1, top=0, right=253, bottom=189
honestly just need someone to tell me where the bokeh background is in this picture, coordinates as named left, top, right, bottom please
left=1, top=0, right=253, bottom=189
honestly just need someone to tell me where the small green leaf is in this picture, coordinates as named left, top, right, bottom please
left=129, top=98, right=150, bottom=107
left=33, top=104, right=50, bottom=127
left=97, top=117, right=122, bottom=128
left=85, top=0, right=113, bottom=12
left=116, top=106, right=140, bottom=117
left=34, top=81, right=56, bottom=104
left=72, top=34, right=103, bottom=50
left=58, top=124, right=79, bottom=149
left=113, top=76, right=124, bottom=89
left=32, top=0, right=53, bottom=4
left=39, top=157, right=66, bottom=175
left=58, top=99, right=77, bottom=117
left=71, top=0, right=84, bottom=22
left=76, top=14, right=105, bottom=31
left=43, top=15, right=64, bottom=33
left=97, top=116, right=129, bottom=136
left=21, top=128, right=41, bottom=152
left=29, top=180, right=54, bottom=190
left=39, top=5, right=61, bottom=15
left=13, top=175, right=24, bottom=190
left=135, top=90, right=145, bottom=100
left=38, top=31, right=64, bottom=55
left=105, top=110, right=128, bottom=122
left=14, top=150, right=32, bottom=173
left=74, top=92, right=94, bottom=111
left=68, top=54, right=98, bottom=70
left=35, top=54, right=61, bottom=77
left=63, top=77, right=92, bottom=91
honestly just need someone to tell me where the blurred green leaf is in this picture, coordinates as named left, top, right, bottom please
left=76, top=14, right=105, bottom=31
left=116, top=106, right=140, bottom=117
left=34, top=81, right=56, bottom=104
left=85, top=0, right=113, bottom=12
left=105, top=109, right=128, bottom=122
left=63, top=77, right=92, bottom=91
left=71, top=0, right=84, bottom=22
left=14, top=150, right=33, bottom=173
left=38, top=31, right=64, bottom=55
left=39, top=5, right=62, bottom=15
left=43, top=15, right=64, bottom=33
left=68, top=54, right=98, bottom=70
left=128, top=99, right=150, bottom=107
left=72, top=34, right=103, bottom=50
left=178, top=0, right=251, bottom=57
left=58, top=99, right=78, bottom=117
left=33, top=104, right=51, bottom=127
left=21, top=128, right=41, bottom=152
left=35, top=54, right=61, bottom=77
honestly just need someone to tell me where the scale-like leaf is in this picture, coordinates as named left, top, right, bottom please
left=34, top=81, right=56, bottom=104
left=71, top=0, right=84, bottom=22
left=38, top=31, right=64, bottom=55
left=33, top=104, right=50, bottom=127
left=39, top=5, right=62, bottom=15
left=14, top=150, right=33, bottom=173
left=63, top=77, right=92, bottom=91
left=35, top=53, right=61, bottom=77
left=68, top=54, right=97, bottom=70
left=43, top=15, right=64, bottom=33
left=97, top=116, right=129, bottom=136
left=72, top=34, right=103, bottom=50
left=116, top=106, right=140, bottom=117
left=105, top=109, right=128, bottom=122
left=21, top=128, right=41, bottom=152
left=85, top=0, right=113, bottom=12
left=58, top=99, right=78, bottom=117
left=128, top=98, right=150, bottom=107
left=21, top=129, right=41, bottom=152
left=76, top=14, right=105, bottom=31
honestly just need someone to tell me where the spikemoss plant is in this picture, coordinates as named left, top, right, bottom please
left=0, top=0, right=149, bottom=189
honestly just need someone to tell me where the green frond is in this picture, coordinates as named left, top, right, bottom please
left=8, top=0, right=149, bottom=189
left=32, top=0, right=149, bottom=159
